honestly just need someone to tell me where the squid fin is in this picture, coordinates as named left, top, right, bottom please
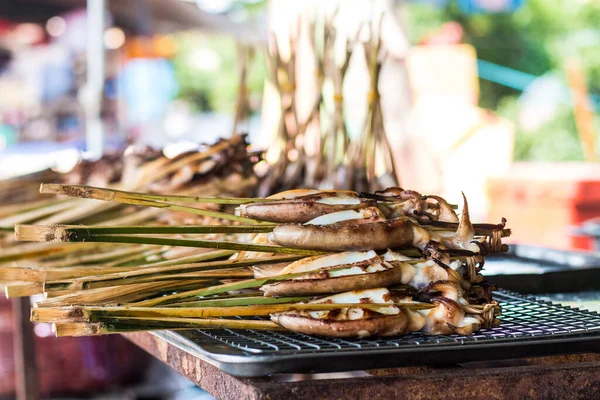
left=455, top=192, right=475, bottom=248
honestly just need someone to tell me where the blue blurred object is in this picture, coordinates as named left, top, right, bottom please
left=117, top=58, right=179, bottom=126
left=0, top=125, right=17, bottom=149
left=477, top=58, right=600, bottom=110
left=477, top=59, right=536, bottom=91
left=458, top=0, right=524, bottom=13
left=105, top=78, right=118, bottom=100
left=41, top=64, right=74, bottom=102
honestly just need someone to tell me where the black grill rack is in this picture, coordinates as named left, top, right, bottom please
left=155, top=290, right=600, bottom=377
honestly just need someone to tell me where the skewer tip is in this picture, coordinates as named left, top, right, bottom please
left=31, top=307, right=87, bottom=323
left=15, top=224, right=68, bottom=242
left=54, top=323, right=104, bottom=337
left=40, top=183, right=113, bottom=201
left=39, top=183, right=62, bottom=195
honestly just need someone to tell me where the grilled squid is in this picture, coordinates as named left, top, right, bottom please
left=381, top=250, right=464, bottom=291
left=304, top=207, right=385, bottom=226
left=236, top=191, right=375, bottom=223
left=260, top=251, right=407, bottom=297
left=419, top=297, right=486, bottom=335
left=371, top=187, right=459, bottom=223
left=271, top=288, right=412, bottom=338
left=236, top=233, right=275, bottom=259
left=237, top=187, right=459, bottom=224
left=269, top=194, right=478, bottom=253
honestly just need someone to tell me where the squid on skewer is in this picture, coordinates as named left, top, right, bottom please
left=270, top=288, right=499, bottom=338
left=260, top=251, right=407, bottom=297
left=236, top=191, right=374, bottom=223
left=368, top=187, right=459, bottom=223
left=268, top=194, right=478, bottom=253
left=236, top=187, right=459, bottom=224
left=271, top=288, right=412, bottom=338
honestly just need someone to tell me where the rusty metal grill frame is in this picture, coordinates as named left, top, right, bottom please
left=154, top=290, right=600, bottom=377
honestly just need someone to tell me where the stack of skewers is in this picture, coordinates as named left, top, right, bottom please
left=6, top=181, right=507, bottom=338
left=0, top=135, right=260, bottom=296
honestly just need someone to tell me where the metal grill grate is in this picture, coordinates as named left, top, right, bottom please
left=194, top=290, right=600, bottom=354
left=158, top=290, right=600, bottom=376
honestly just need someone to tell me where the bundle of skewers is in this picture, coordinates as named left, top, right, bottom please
left=260, top=13, right=399, bottom=195
left=0, top=135, right=260, bottom=295
left=7, top=182, right=507, bottom=338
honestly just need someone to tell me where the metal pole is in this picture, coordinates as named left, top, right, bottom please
left=85, top=0, right=105, bottom=159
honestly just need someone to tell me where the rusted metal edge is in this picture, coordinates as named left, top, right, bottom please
left=123, top=331, right=600, bottom=400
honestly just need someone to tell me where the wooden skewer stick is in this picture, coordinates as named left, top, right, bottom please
left=15, top=226, right=323, bottom=256
left=35, top=280, right=211, bottom=307
left=53, top=318, right=283, bottom=337
left=44, top=269, right=253, bottom=293
left=16, top=224, right=276, bottom=238
left=42, top=184, right=282, bottom=205
left=39, top=245, right=151, bottom=268
left=165, top=295, right=311, bottom=308
left=32, top=302, right=436, bottom=323
left=132, top=264, right=382, bottom=307
left=5, top=282, right=44, bottom=298
left=0, top=249, right=234, bottom=283
left=0, top=242, right=108, bottom=264
left=39, top=184, right=269, bottom=224
left=43, top=254, right=303, bottom=291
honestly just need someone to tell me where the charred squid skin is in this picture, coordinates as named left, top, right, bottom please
left=238, top=199, right=375, bottom=223
left=271, top=311, right=409, bottom=338
left=423, top=195, right=459, bottom=223
left=260, top=267, right=405, bottom=297
left=417, top=280, right=463, bottom=302
left=269, top=218, right=417, bottom=251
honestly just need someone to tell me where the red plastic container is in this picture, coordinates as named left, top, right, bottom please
left=487, top=163, right=600, bottom=251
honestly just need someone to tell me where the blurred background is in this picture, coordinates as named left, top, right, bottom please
left=2, top=0, right=600, bottom=398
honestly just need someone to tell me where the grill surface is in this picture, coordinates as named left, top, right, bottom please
left=156, top=290, right=600, bottom=377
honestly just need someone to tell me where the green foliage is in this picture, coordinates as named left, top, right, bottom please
left=171, top=33, right=266, bottom=113
left=496, top=96, right=585, bottom=162
left=402, top=0, right=600, bottom=161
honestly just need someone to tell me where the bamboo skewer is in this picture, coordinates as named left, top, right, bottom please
left=0, top=198, right=65, bottom=219
left=53, top=318, right=283, bottom=337
left=32, top=302, right=436, bottom=323
left=166, top=295, right=311, bottom=308
left=44, top=280, right=220, bottom=299
left=0, top=249, right=235, bottom=283
left=19, top=224, right=276, bottom=237
left=13, top=219, right=507, bottom=242
left=133, top=265, right=378, bottom=307
left=109, top=249, right=235, bottom=269
left=36, top=280, right=211, bottom=307
left=39, top=246, right=151, bottom=268
left=5, top=282, right=44, bottom=298
left=44, top=269, right=253, bottom=292
left=42, top=254, right=302, bottom=291
left=39, top=184, right=268, bottom=224
left=41, top=184, right=281, bottom=205
left=97, top=248, right=166, bottom=268
left=0, top=199, right=75, bottom=228
left=0, top=242, right=106, bottom=264
left=0, top=264, right=146, bottom=283
left=15, top=227, right=323, bottom=256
